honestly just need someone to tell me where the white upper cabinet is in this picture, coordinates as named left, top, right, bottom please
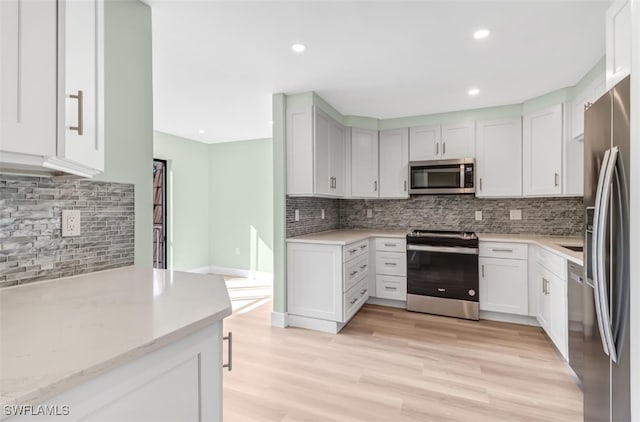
left=523, top=104, right=563, bottom=196
left=475, top=118, right=522, bottom=197
left=0, top=0, right=104, bottom=177
left=605, top=0, right=631, bottom=90
left=409, top=125, right=440, bottom=161
left=571, top=75, right=606, bottom=140
left=286, top=106, right=345, bottom=198
left=351, top=128, right=379, bottom=198
left=441, top=121, right=475, bottom=159
left=379, top=128, right=409, bottom=199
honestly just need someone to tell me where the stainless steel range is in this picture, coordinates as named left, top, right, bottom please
left=406, top=230, right=479, bottom=320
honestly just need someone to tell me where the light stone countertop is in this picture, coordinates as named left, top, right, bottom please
left=286, top=229, right=409, bottom=245
left=0, top=266, right=232, bottom=408
left=286, top=229, right=583, bottom=265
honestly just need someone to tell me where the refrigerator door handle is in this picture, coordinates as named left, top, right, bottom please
left=595, top=146, right=619, bottom=362
left=592, top=147, right=613, bottom=357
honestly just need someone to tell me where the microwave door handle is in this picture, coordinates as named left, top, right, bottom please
left=460, top=165, right=465, bottom=189
left=592, top=148, right=612, bottom=357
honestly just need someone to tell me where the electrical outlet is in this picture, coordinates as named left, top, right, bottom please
left=61, top=210, right=81, bottom=237
left=366, top=209, right=373, bottom=218
left=475, top=210, right=482, bottom=221
left=235, top=247, right=240, bottom=256
left=321, top=209, right=325, bottom=219
left=510, top=209, right=522, bottom=220
left=294, top=209, right=300, bottom=222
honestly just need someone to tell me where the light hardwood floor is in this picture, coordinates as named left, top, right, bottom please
left=222, top=301, right=582, bottom=422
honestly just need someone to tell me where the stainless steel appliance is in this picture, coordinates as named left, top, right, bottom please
left=579, top=75, right=630, bottom=422
left=406, top=230, right=479, bottom=320
left=408, top=158, right=475, bottom=194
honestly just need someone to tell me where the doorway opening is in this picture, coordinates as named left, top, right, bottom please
left=153, top=159, right=167, bottom=269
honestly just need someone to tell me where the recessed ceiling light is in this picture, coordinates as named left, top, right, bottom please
left=291, top=43, right=306, bottom=53
left=468, top=88, right=480, bottom=96
left=198, top=130, right=205, bottom=134
left=473, top=29, right=490, bottom=40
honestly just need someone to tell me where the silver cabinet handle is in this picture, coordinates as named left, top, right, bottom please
left=334, top=176, right=337, bottom=188
left=385, top=262, right=397, bottom=266
left=223, top=331, right=232, bottom=371
left=349, top=270, right=358, bottom=276
left=69, top=90, right=84, bottom=135
left=350, top=298, right=358, bottom=305
left=404, top=180, right=407, bottom=192
left=360, top=244, right=367, bottom=249
left=436, top=142, right=439, bottom=155
left=374, top=180, right=377, bottom=192
left=438, top=288, right=446, bottom=292
left=554, top=173, right=559, bottom=187
left=384, top=243, right=396, bottom=247
left=479, top=178, right=483, bottom=191
left=349, top=248, right=358, bottom=253
left=492, top=248, right=514, bottom=253
left=360, top=288, right=367, bottom=295
left=360, top=264, right=367, bottom=269
left=481, top=264, right=485, bottom=278
left=385, top=286, right=397, bottom=291
left=443, top=142, right=446, bottom=155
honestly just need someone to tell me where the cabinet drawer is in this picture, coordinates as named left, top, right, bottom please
left=479, top=242, right=528, bottom=260
left=344, top=278, right=369, bottom=322
left=375, top=237, right=406, bottom=252
left=536, top=247, right=566, bottom=280
left=343, top=239, right=369, bottom=262
left=375, top=251, right=407, bottom=276
left=375, top=275, right=407, bottom=301
left=344, top=255, right=369, bottom=291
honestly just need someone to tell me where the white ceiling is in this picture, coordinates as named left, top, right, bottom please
left=148, top=0, right=610, bottom=144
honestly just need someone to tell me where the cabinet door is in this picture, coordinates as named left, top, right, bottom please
left=329, top=119, right=346, bottom=196
left=479, top=257, right=528, bottom=315
left=314, top=108, right=332, bottom=195
left=523, top=104, right=563, bottom=196
left=379, top=128, right=409, bottom=198
left=0, top=0, right=57, bottom=156
left=286, top=105, right=314, bottom=195
left=571, top=89, right=590, bottom=140
left=605, top=0, right=631, bottom=90
left=351, top=127, right=379, bottom=198
left=58, top=0, right=104, bottom=171
left=441, top=121, right=475, bottom=159
left=536, top=264, right=551, bottom=331
left=549, top=274, right=568, bottom=359
left=409, top=125, right=440, bottom=161
left=475, top=118, right=522, bottom=197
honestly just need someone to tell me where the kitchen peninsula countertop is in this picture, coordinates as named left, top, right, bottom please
left=286, top=229, right=583, bottom=265
left=0, top=266, right=232, bottom=408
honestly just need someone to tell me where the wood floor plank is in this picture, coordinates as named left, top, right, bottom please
left=223, top=302, right=582, bottom=421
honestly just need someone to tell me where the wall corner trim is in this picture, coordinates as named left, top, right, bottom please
left=271, top=311, right=289, bottom=328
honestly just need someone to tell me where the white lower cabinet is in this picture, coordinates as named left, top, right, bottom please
left=287, top=239, right=370, bottom=333
left=534, top=247, right=568, bottom=360
left=16, top=323, right=225, bottom=422
left=478, top=242, right=528, bottom=315
left=372, top=237, right=407, bottom=302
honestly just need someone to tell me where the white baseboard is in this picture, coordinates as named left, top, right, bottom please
left=480, top=311, right=540, bottom=327
left=271, top=311, right=289, bottom=328
left=187, top=265, right=273, bottom=283
left=288, top=314, right=344, bottom=334
left=366, top=297, right=407, bottom=309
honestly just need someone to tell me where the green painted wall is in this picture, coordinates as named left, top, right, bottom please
left=154, top=132, right=210, bottom=271
left=94, top=0, right=153, bottom=266
left=209, top=138, right=274, bottom=274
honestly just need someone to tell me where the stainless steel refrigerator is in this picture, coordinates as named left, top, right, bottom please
left=580, top=75, right=631, bottom=422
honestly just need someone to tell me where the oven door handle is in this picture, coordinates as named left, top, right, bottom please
left=407, top=244, right=478, bottom=255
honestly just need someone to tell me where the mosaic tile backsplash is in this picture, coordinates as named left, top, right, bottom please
left=286, top=196, right=584, bottom=238
left=0, top=175, right=135, bottom=287
left=286, top=197, right=340, bottom=237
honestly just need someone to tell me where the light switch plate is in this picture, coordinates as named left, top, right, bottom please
left=475, top=210, right=482, bottom=221
left=294, top=209, right=300, bottom=222
left=510, top=209, right=522, bottom=220
left=366, top=209, right=373, bottom=218
left=61, top=209, right=81, bottom=237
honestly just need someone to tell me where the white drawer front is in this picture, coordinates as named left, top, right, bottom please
left=479, top=242, right=528, bottom=260
left=536, top=247, right=566, bottom=280
left=344, top=278, right=369, bottom=322
left=375, top=275, right=407, bottom=301
left=375, top=251, right=407, bottom=276
left=343, top=239, right=369, bottom=262
left=375, top=237, right=406, bottom=252
left=344, top=255, right=369, bottom=291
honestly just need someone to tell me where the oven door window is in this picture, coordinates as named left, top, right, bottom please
left=411, top=166, right=461, bottom=190
left=407, top=249, right=479, bottom=301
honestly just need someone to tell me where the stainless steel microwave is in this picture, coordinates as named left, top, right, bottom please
left=409, top=158, right=475, bottom=194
